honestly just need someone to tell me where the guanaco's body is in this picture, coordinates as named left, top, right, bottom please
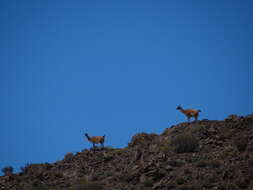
left=85, top=133, right=105, bottom=148
left=177, top=105, right=201, bottom=122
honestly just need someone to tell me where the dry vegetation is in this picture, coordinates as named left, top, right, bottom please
left=1, top=114, right=253, bottom=190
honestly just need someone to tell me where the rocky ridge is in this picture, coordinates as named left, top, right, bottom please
left=1, top=114, right=253, bottom=190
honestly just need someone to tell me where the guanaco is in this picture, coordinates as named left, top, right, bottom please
left=176, top=105, right=201, bottom=122
left=85, top=133, right=105, bottom=148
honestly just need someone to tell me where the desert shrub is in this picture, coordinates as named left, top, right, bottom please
left=219, top=127, right=233, bottom=139
left=71, top=182, right=103, bottom=190
left=175, top=177, right=186, bottom=185
left=196, top=159, right=220, bottom=168
left=188, top=125, right=205, bottom=135
left=219, top=151, right=231, bottom=160
left=104, top=148, right=130, bottom=162
left=158, top=139, right=171, bottom=153
left=172, top=134, right=199, bottom=153
left=71, top=177, right=103, bottom=190
left=64, top=152, right=74, bottom=162
left=222, top=183, right=238, bottom=190
left=167, top=181, right=176, bottom=189
left=184, top=168, right=191, bottom=175
left=27, top=180, right=50, bottom=190
left=234, top=137, right=248, bottom=152
left=112, top=148, right=125, bottom=155
left=219, top=145, right=237, bottom=160
left=20, top=163, right=31, bottom=173
left=205, top=174, right=219, bottom=185
left=178, top=185, right=197, bottom=190
left=202, top=179, right=213, bottom=188
left=167, top=159, right=185, bottom=167
left=55, top=172, right=64, bottom=178
left=196, top=160, right=208, bottom=167
left=248, top=157, right=253, bottom=166
left=207, top=160, right=221, bottom=168
left=119, top=170, right=135, bottom=182
left=20, top=163, right=49, bottom=177
left=2, top=166, right=13, bottom=176
left=143, top=178, right=154, bottom=187
left=236, top=177, right=249, bottom=189
left=31, top=184, right=49, bottom=190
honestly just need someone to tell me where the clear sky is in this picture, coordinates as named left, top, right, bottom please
left=0, top=0, right=252, bottom=174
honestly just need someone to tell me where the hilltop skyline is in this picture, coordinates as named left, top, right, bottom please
left=0, top=0, right=253, bottom=173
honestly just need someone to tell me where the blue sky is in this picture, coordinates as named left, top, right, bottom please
left=0, top=0, right=252, bottom=174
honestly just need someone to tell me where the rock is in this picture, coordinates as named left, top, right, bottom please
left=1, top=115, right=253, bottom=190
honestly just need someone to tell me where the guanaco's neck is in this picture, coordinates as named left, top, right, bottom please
left=85, top=133, right=90, bottom=141
left=179, top=107, right=186, bottom=114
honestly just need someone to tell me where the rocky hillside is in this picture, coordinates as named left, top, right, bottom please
left=1, top=114, right=253, bottom=190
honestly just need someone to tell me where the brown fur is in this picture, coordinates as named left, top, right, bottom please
left=85, top=133, right=105, bottom=148
left=177, top=105, right=201, bottom=122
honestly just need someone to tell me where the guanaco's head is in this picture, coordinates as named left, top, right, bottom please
left=84, top=133, right=89, bottom=139
left=176, top=105, right=182, bottom=110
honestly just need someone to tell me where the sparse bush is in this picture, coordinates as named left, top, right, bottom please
left=104, top=148, right=128, bottom=162
left=248, top=157, right=253, bottom=166
left=158, top=139, right=171, bottom=153
left=119, top=171, right=135, bottom=182
left=167, top=159, right=185, bottom=167
left=31, top=184, right=49, bottom=190
left=175, top=177, right=186, bottom=185
left=172, top=134, right=199, bottom=153
left=223, top=183, right=238, bottom=190
left=64, top=152, right=74, bottom=162
left=71, top=182, right=103, bottom=190
left=55, top=172, right=64, bottom=178
left=143, top=178, right=154, bottom=187
left=206, top=174, right=219, bottom=184
left=71, top=177, right=103, bottom=190
left=28, top=180, right=50, bottom=190
left=219, top=151, right=231, bottom=160
left=178, top=185, right=197, bottom=190
left=20, top=163, right=31, bottom=173
left=234, top=137, right=248, bottom=152
left=208, top=160, right=221, bottom=168
left=219, top=127, right=232, bottom=139
left=196, top=159, right=221, bottom=168
left=188, top=125, right=205, bottom=135
left=2, top=166, right=13, bottom=176
left=236, top=177, right=249, bottom=189
left=184, top=168, right=191, bottom=175
left=167, top=181, right=176, bottom=189
left=196, top=160, right=208, bottom=167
